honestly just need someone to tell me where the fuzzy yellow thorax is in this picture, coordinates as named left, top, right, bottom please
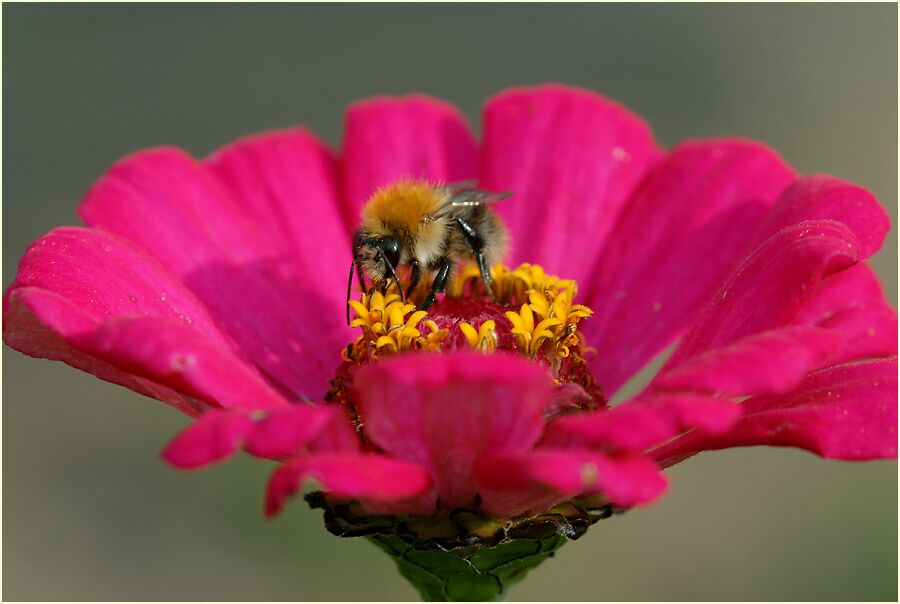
left=360, top=180, right=443, bottom=233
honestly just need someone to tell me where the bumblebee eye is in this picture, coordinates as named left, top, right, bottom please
left=381, top=238, right=401, bottom=268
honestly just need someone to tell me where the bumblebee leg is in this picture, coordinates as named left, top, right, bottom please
left=476, top=252, right=493, bottom=300
left=419, top=257, right=452, bottom=311
left=406, top=258, right=421, bottom=300
left=452, top=217, right=495, bottom=301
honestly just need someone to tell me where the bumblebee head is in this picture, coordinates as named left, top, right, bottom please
left=347, top=231, right=404, bottom=324
left=354, top=231, right=401, bottom=283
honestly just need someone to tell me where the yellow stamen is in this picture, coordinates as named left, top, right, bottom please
left=347, top=262, right=593, bottom=363
left=347, top=290, right=448, bottom=360
left=459, top=320, right=498, bottom=352
left=496, top=268, right=592, bottom=360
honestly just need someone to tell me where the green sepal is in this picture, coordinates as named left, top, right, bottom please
left=369, top=529, right=567, bottom=601
left=306, top=492, right=620, bottom=601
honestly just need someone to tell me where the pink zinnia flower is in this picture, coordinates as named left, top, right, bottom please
left=4, top=84, right=896, bottom=600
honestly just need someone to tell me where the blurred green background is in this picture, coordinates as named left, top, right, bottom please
left=3, top=4, right=897, bottom=601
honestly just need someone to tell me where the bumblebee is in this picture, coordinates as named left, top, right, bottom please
left=348, top=179, right=510, bottom=320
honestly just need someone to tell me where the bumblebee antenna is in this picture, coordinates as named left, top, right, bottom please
left=346, top=259, right=357, bottom=325
left=377, top=249, right=405, bottom=303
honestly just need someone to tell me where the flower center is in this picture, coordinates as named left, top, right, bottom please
left=329, top=263, right=605, bottom=422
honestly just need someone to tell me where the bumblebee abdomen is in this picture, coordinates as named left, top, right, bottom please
left=465, top=207, right=509, bottom=265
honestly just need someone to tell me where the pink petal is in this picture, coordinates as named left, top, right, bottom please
left=543, top=393, right=741, bottom=452
left=161, top=410, right=255, bottom=469
left=795, top=263, right=897, bottom=364
left=5, top=226, right=229, bottom=345
left=307, top=406, right=363, bottom=454
left=354, top=351, right=553, bottom=509
left=2, top=226, right=263, bottom=415
left=544, top=404, right=674, bottom=452
left=243, top=405, right=341, bottom=459
left=653, top=358, right=898, bottom=465
left=162, top=403, right=355, bottom=470
left=205, top=128, right=354, bottom=337
left=658, top=393, right=744, bottom=432
left=341, top=94, right=478, bottom=221
left=83, top=317, right=289, bottom=412
left=264, top=453, right=431, bottom=517
left=476, top=449, right=668, bottom=509
left=4, top=287, right=206, bottom=416
left=653, top=326, right=844, bottom=396
left=583, top=139, right=796, bottom=395
left=78, top=147, right=343, bottom=399
left=755, top=175, right=890, bottom=259
left=8, top=288, right=290, bottom=418
left=814, top=305, right=898, bottom=362
left=665, top=220, right=861, bottom=369
left=481, top=84, right=661, bottom=283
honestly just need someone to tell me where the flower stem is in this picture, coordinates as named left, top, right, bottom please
left=369, top=529, right=567, bottom=601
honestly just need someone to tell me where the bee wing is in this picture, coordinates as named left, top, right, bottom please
left=430, top=183, right=513, bottom=217
left=448, top=189, right=514, bottom=208
left=425, top=183, right=514, bottom=222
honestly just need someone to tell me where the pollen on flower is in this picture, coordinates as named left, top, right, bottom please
left=343, top=262, right=596, bottom=380
left=345, top=291, right=448, bottom=360
left=333, top=261, right=603, bottom=432
left=170, top=354, right=197, bottom=372
left=580, top=462, right=600, bottom=488
left=458, top=319, right=498, bottom=352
